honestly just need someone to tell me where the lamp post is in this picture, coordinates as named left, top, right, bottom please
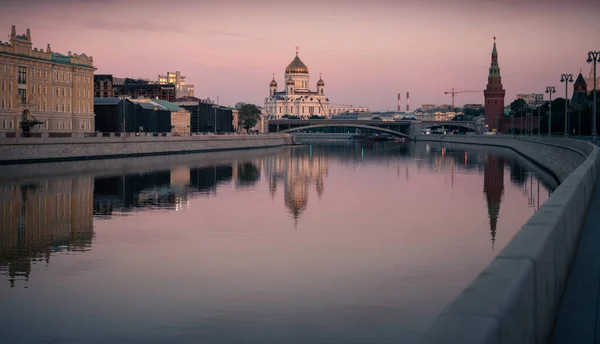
left=546, top=86, right=556, bottom=136
left=560, top=73, right=574, bottom=136
left=588, top=51, right=599, bottom=143
left=537, top=104, right=541, bottom=136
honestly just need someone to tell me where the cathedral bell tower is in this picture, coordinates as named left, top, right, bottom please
left=484, top=37, right=506, bottom=132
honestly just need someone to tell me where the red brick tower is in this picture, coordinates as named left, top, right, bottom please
left=484, top=37, right=506, bottom=132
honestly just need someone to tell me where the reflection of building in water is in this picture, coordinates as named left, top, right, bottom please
left=93, top=166, right=234, bottom=216
left=234, top=161, right=262, bottom=189
left=483, top=154, right=504, bottom=248
left=265, top=147, right=328, bottom=224
left=0, top=177, right=94, bottom=287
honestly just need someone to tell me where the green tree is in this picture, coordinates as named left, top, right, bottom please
left=510, top=99, right=528, bottom=117
left=236, top=103, right=262, bottom=132
left=309, top=115, right=322, bottom=119
left=372, top=116, right=382, bottom=121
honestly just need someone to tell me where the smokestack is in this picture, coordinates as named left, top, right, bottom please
left=406, top=92, right=410, bottom=112
left=397, top=93, right=401, bottom=112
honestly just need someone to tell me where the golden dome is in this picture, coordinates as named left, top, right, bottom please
left=317, top=78, right=324, bottom=86
left=270, top=78, right=277, bottom=86
left=285, top=53, right=309, bottom=74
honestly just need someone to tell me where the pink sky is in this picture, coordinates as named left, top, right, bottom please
left=2, top=0, right=599, bottom=110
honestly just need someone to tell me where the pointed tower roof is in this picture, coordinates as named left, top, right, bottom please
left=574, top=71, right=586, bottom=86
left=270, top=75, right=277, bottom=87
left=488, top=37, right=501, bottom=78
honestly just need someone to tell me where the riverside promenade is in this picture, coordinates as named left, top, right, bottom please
left=415, top=134, right=600, bottom=344
left=0, top=132, right=292, bottom=164
left=552, top=160, right=600, bottom=343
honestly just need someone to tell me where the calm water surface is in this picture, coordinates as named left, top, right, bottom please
left=0, top=141, right=554, bottom=343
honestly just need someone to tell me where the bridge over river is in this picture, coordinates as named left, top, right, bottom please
left=267, top=119, right=480, bottom=137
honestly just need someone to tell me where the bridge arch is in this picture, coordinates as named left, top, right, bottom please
left=280, top=124, right=409, bottom=137
left=421, top=122, right=476, bottom=132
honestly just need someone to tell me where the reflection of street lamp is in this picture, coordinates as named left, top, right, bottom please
left=545, top=86, right=556, bottom=136
left=588, top=51, right=599, bottom=142
left=560, top=73, right=573, bottom=136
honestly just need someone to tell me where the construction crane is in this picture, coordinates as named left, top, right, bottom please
left=443, top=88, right=482, bottom=108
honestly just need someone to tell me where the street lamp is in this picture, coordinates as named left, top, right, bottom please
left=545, top=86, right=556, bottom=136
left=560, top=73, right=573, bottom=136
left=587, top=51, right=599, bottom=143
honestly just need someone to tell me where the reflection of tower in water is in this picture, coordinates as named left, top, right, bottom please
left=0, top=177, right=94, bottom=288
left=483, top=154, right=504, bottom=249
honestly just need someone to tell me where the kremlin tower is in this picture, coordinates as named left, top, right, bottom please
left=484, top=37, right=506, bottom=132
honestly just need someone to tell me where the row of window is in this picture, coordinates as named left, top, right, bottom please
left=0, top=97, right=91, bottom=113
left=275, top=106, right=322, bottom=114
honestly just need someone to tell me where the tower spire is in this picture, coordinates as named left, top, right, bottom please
left=295, top=45, right=299, bottom=56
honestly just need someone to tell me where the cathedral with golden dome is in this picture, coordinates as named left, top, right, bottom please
left=264, top=47, right=330, bottom=119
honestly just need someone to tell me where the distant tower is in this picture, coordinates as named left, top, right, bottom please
left=484, top=37, right=506, bottom=132
left=397, top=93, right=401, bottom=112
left=270, top=74, right=277, bottom=96
left=406, top=92, right=410, bottom=112
left=572, top=70, right=587, bottom=106
left=317, top=73, right=325, bottom=95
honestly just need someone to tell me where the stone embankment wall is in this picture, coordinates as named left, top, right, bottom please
left=415, top=134, right=600, bottom=344
left=0, top=134, right=292, bottom=164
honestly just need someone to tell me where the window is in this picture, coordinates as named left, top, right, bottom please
left=8, top=120, right=13, bottom=129
left=18, top=89, right=26, bottom=104
left=8, top=82, right=12, bottom=92
left=1, top=100, right=3, bottom=109
left=56, top=104, right=59, bottom=111
left=38, top=85, right=41, bottom=94
left=1, top=81, right=4, bottom=91
left=44, top=85, right=47, bottom=95
left=43, top=102, right=46, bottom=111
left=32, top=85, right=35, bottom=94
left=56, top=87, right=59, bottom=96
left=44, top=70, right=47, bottom=79
left=67, top=104, right=70, bottom=112
left=1, top=119, right=5, bottom=129
left=8, top=100, right=11, bottom=109
left=68, top=89, right=71, bottom=97
left=62, top=88, right=65, bottom=97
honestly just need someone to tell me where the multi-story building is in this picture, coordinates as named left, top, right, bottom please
left=148, top=98, right=191, bottom=135
left=328, top=105, right=369, bottom=116
left=94, top=74, right=176, bottom=102
left=516, top=93, right=544, bottom=106
left=421, top=104, right=437, bottom=111
left=174, top=96, right=234, bottom=133
left=0, top=25, right=96, bottom=134
left=463, top=103, right=484, bottom=110
left=157, top=71, right=194, bottom=98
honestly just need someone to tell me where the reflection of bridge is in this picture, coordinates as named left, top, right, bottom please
left=268, top=119, right=478, bottom=136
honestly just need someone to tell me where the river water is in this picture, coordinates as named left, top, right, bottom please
left=0, top=141, right=555, bottom=343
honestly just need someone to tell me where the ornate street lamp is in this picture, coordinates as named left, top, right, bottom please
left=545, top=86, right=556, bottom=136
left=587, top=51, right=600, bottom=142
left=560, top=73, right=574, bottom=136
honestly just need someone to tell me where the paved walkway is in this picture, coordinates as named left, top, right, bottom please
left=552, top=170, right=600, bottom=343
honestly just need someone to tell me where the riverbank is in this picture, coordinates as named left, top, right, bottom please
left=0, top=133, right=292, bottom=164
left=416, top=134, right=600, bottom=344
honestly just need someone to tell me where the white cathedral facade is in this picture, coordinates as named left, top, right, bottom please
left=264, top=49, right=330, bottom=119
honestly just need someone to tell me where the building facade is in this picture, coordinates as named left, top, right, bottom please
left=94, top=75, right=176, bottom=102
left=94, top=97, right=172, bottom=133
left=0, top=25, right=96, bottom=134
left=328, top=105, right=369, bottom=116
left=516, top=93, right=544, bottom=106
left=174, top=96, right=234, bottom=133
left=150, top=98, right=191, bottom=135
left=264, top=49, right=329, bottom=119
left=483, top=38, right=506, bottom=132
left=157, top=71, right=194, bottom=99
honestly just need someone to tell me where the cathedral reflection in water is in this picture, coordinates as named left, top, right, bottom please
left=0, top=143, right=550, bottom=288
